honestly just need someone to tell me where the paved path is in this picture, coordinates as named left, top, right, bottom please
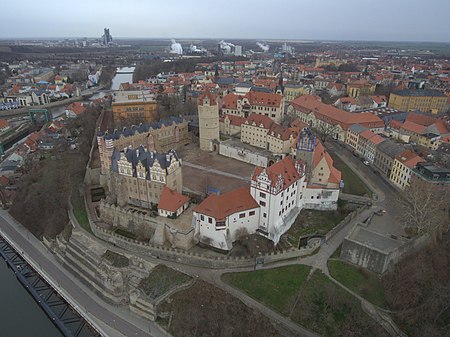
left=184, top=161, right=250, bottom=181
left=0, top=211, right=168, bottom=337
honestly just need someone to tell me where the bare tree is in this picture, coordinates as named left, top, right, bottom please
left=398, top=178, right=449, bottom=243
left=313, top=122, right=341, bottom=143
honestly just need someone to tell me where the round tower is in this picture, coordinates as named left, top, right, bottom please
left=198, top=90, right=219, bottom=152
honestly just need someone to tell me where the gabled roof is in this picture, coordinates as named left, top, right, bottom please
left=401, top=120, right=427, bottom=135
left=313, top=142, right=341, bottom=184
left=245, top=113, right=274, bottom=130
left=252, top=156, right=302, bottom=189
left=405, top=112, right=436, bottom=127
left=222, top=93, right=239, bottom=109
left=395, top=150, right=425, bottom=169
left=193, top=186, right=258, bottom=220
left=222, top=114, right=245, bottom=126
left=198, top=90, right=217, bottom=106
left=158, top=187, right=189, bottom=212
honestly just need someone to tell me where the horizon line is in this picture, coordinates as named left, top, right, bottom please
left=0, top=37, right=449, bottom=44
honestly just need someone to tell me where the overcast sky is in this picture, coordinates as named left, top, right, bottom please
left=1, top=0, right=449, bottom=42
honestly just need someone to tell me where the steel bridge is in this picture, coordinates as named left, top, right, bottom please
left=0, top=235, right=103, bottom=337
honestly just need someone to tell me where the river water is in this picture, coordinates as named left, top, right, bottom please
left=0, top=259, right=62, bottom=337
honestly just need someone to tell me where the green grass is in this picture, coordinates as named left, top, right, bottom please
left=223, top=266, right=388, bottom=337
left=222, top=265, right=311, bottom=315
left=71, top=192, right=92, bottom=234
left=291, top=271, right=386, bottom=337
left=328, top=260, right=386, bottom=308
left=284, top=206, right=350, bottom=246
left=102, top=250, right=129, bottom=268
left=329, top=153, right=373, bottom=197
left=139, top=265, right=191, bottom=300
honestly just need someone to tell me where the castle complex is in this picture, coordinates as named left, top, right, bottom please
left=97, top=117, right=190, bottom=175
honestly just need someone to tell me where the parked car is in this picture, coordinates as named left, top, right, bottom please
left=363, top=160, right=370, bottom=165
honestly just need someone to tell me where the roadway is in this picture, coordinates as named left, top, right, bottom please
left=0, top=211, right=167, bottom=337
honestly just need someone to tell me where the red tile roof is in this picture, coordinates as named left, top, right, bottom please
left=291, top=95, right=383, bottom=130
left=389, top=120, right=403, bottom=130
left=406, top=112, right=436, bottom=127
left=222, top=114, right=245, bottom=126
left=252, top=156, right=302, bottom=189
left=313, top=142, right=341, bottom=184
left=193, top=186, right=258, bottom=220
left=245, top=113, right=274, bottom=129
left=0, top=119, right=9, bottom=128
left=396, top=150, right=425, bottom=169
left=158, top=187, right=189, bottom=212
left=222, top=93, right=239, bottom=109
left=198, top=90, right=217, bottom=106
left=246, top=91, right=282, bottom=107
left=401, top=121, right=426, bottom=135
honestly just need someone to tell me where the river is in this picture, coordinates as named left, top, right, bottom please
left=0, top=259, right=62, bottom=337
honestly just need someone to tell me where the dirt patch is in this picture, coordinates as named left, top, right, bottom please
left=158, top=280, right=284, bottom=337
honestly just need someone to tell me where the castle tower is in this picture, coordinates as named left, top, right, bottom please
left=198, top=90, right=219, bottom=152
left=295, top=127, right=317, bottom=180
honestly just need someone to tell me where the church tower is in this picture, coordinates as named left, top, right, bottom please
left=198, top=90, right=219, bottom=152
left=295, top=127, right=317, bottom=180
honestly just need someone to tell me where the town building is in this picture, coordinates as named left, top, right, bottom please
left=110, top=147, right=183, bottom=209
left=219, top=114, right=245, bottom=136
left=289, top=95, right=384, bottom=142
left=157, top=187, right=190, bottom=218
left=221, top=91, right=284, bottom=123
left=373, top=139, right=405, bottom=177
left=412, top=162, right=450, bottom=187
left=250, top=156, right=307, bottom=244
left=193, top=187, right=260, bottom=251
left=198, top=91, right=219, bottom=151
left=388, top=89, right=447, bottom=114
left=284, top=84, right=313, bottom=103
left=111, top=90, right=158, bottom=126
left=389, top=150, right=425, bottom=190
left=97, top=117, right=190, bottom=175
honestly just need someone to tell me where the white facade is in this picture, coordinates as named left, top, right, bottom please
left=302, top=187, right=340, bottom=211
left=193, top=206, right=260, bottom=251
left=250, top=160, right=306, bottom=244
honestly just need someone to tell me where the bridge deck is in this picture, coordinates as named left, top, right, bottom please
left=0, top=236, right=102, bottom=337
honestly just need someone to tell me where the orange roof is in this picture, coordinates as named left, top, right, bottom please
left=222, top=114, right=245, bottom=126
left=359, top=129, right=376, bottom=140
left=252, top=156, right=302, bottom=189
left=0, top=119, right=9, bottom=128
left=246, top=91, right=282, bottom=107
left=368, top=134, right=385, bottom=145
left=396, top=150, right=425, bottom=169
left=245, top=113, right=274, bottom=129
left=158, top=187, right=189, bottom=212
left=433, top=120, right=449, bottom=134
left=406, top=112, right=436, bottom=127
left=371, top=95, right=387, bottom=104
left=198, top=90, right=217, bottom=106
left=389, top=120, right=403, bottom=130
left=0, top=176, right=9, bottom=187
left=313, top=142, right=341, bottom=184
left=66, top=102, right=86, bottom=116
left=268, top=123, right=297, bottom=141
left=193, top=187, right=258, bottom=220
left=290, top=119, right=308, bottom=129
left=401, top=121, right=426, bottom=135
left=291, top=95, right=383, bottom=130
left=222, top=93, right=239, bottom=109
